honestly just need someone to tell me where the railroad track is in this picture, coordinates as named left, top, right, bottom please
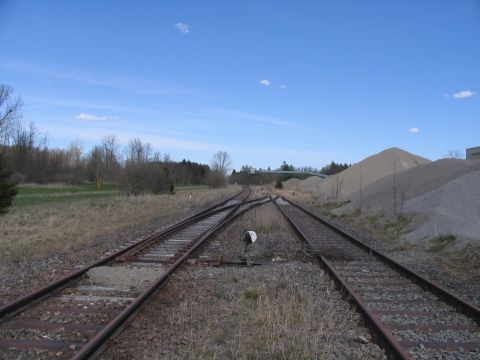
left=274, top=197, right=480, bottom=360
left=0, top=188, right=270, bottom=359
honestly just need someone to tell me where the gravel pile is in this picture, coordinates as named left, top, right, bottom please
left=338, top=158, right=480, bottom=218
left=402, top=170, right=480, bottom=246
left=285, top=147, right=429, bottom=198
left=282, top=177, right=301, bottom=190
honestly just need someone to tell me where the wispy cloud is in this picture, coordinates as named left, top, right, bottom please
left=279, top=84, right=287, bottom=89
left=0, top=60, right=194, bottom=96
left=41, top=123, right=323, bottom=161
left=452, top=90, right=475, bottom=99
left=408, top=127, right=419, bottom=133
left=174, top=22, right=190, bottom=34
left=207, top=108, right=308, bottom=129
left=76, top=112, right=118, bottom=122
left=259, top=79, right=271, bottom=86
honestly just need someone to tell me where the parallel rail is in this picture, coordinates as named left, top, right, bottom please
left=274, top=196, right=480, bottom=360
left=0, top=188, right=263, bottom=359
left=0, top=188, right=245, bottom=320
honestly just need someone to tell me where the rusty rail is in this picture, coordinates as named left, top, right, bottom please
left=0, top=187, right=247, bottom=320
left=72, top=190, right=271, bottom=359
left=281, top=197, right=480, bottom=323
left=274, top=196, right=480, bottom=360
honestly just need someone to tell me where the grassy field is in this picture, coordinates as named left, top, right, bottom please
left=1, top=185, right=240, bottom=263
left=175, top=185, right=209, bottom=191
left=12, top=183, right=209, bottom=207
left=13, top=183, right=120, bottom=207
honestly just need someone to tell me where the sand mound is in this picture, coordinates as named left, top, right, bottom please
left=341, top=158, right=480, bottom=216
left=300, top=176, right=326, bottom=192
left=282, top=178, right=301, bottom=190
left=296, top=147, right=429, bottom=199
left=401, top=170, right=480, bottom=245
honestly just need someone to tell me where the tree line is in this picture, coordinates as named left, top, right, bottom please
left=0, top=84, right=234, bottom=214
left=1, top=124, right=213, bottom=192
left=230, top=160, right=351, bottom=186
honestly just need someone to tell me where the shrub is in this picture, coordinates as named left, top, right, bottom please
left=244, top=289, right=260, bottom=301
left=275, top=179, right=283, bottom=189
left=0, top=152, right=18, bottom=215
left=428, top=234, right=456, bottom=252
left=207, top=170, right=227, bottom=188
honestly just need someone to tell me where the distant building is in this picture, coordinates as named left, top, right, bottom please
left=466, top=146, right=480, bottom=160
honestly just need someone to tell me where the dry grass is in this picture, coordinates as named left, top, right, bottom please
left=433, top=245, right=480, bottom=278
left=241, top=204, right=290, bottom=233
left=0, top=186, right=240, bottom=263
left=165, top=270, right=357, bottom=360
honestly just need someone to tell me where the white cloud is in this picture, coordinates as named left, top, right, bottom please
left=452, top=90, right=475, bottom=99
left=76, top=112, right=117, bottom=122
left=259, top=79, right=271, bottom=86
left=408, top=127, right=419, bottom=133
left=279, top=84, right=287, bottom=89
left=174, top=22, right=190, bottom=34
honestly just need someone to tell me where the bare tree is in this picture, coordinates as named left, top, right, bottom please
left=331, top=173, right=344, bottom=199
left=86, top=146, right=105, bottom=189
left=443, top=150, right=464, bottom=159
left=359, top=164, right=363, bottom=213
left=0, top=85, right=22, bottom=145
left=102, top=134, right=120, bottom=180
left=399, top=182, right=411, bottom=214
left=207, top=151, right=232, bottom=188
left=66, top=141, right=83, bottom=168
left=211, top=150, right=232, bottom=176
left=127, top=137, right=151, bottom=164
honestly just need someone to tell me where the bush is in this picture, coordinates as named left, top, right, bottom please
left=275, top=179, right=283, bottom=189
left=0, top=152, right=18, bottom=215
left=9, top=172, right=25, bottom=185
left=244, top=289, right=260, bottom=301
left=121, top=162, right=174, bottom=195
left=428, top=235, right=456, bottom=252
left=207, top=170, right=227, bottom=188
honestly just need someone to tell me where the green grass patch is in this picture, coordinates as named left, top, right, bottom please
left=213, top=291, right=230, bottom=301
left=428, top=235, right=456, bottom=252
left=13, top=183, right=120, bottom=207
left=243, top=289, right=260, bottom=301
left=175, top=185, right=209, bottom=191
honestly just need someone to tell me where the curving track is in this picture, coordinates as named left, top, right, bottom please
left=0, top=188, right=270, bottom=359
left=275, top=197, right=480, bottom=360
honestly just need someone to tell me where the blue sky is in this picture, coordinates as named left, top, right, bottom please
left=0, top=0, right=479, bottom=170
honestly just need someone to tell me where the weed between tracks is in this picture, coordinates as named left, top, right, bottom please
left=0, top=187, right=239, bottom=264
left=427, top=234, right=456, bottom=252
left=164, top=269, right=356, bottom=360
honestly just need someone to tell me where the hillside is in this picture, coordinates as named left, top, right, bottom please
left=339, top=158, right=480, bottom=217
left=284, top=147, right=430, bottom=199
left=402, top=170, right=480, bottom=246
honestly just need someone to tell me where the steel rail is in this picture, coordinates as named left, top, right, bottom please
left=71, top=189, right=265, bottom=360
left=280, top=196, right=480, bottom=323
left=116, top=191, right=257, bottom=261
left=272, top=199, right=412, bottom=360
left=274, top=196, right=480, bottom=360
left=0, top=187, right=247, bottom=320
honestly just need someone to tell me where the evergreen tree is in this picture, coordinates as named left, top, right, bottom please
left=0, top=152, right=17, bottom=215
